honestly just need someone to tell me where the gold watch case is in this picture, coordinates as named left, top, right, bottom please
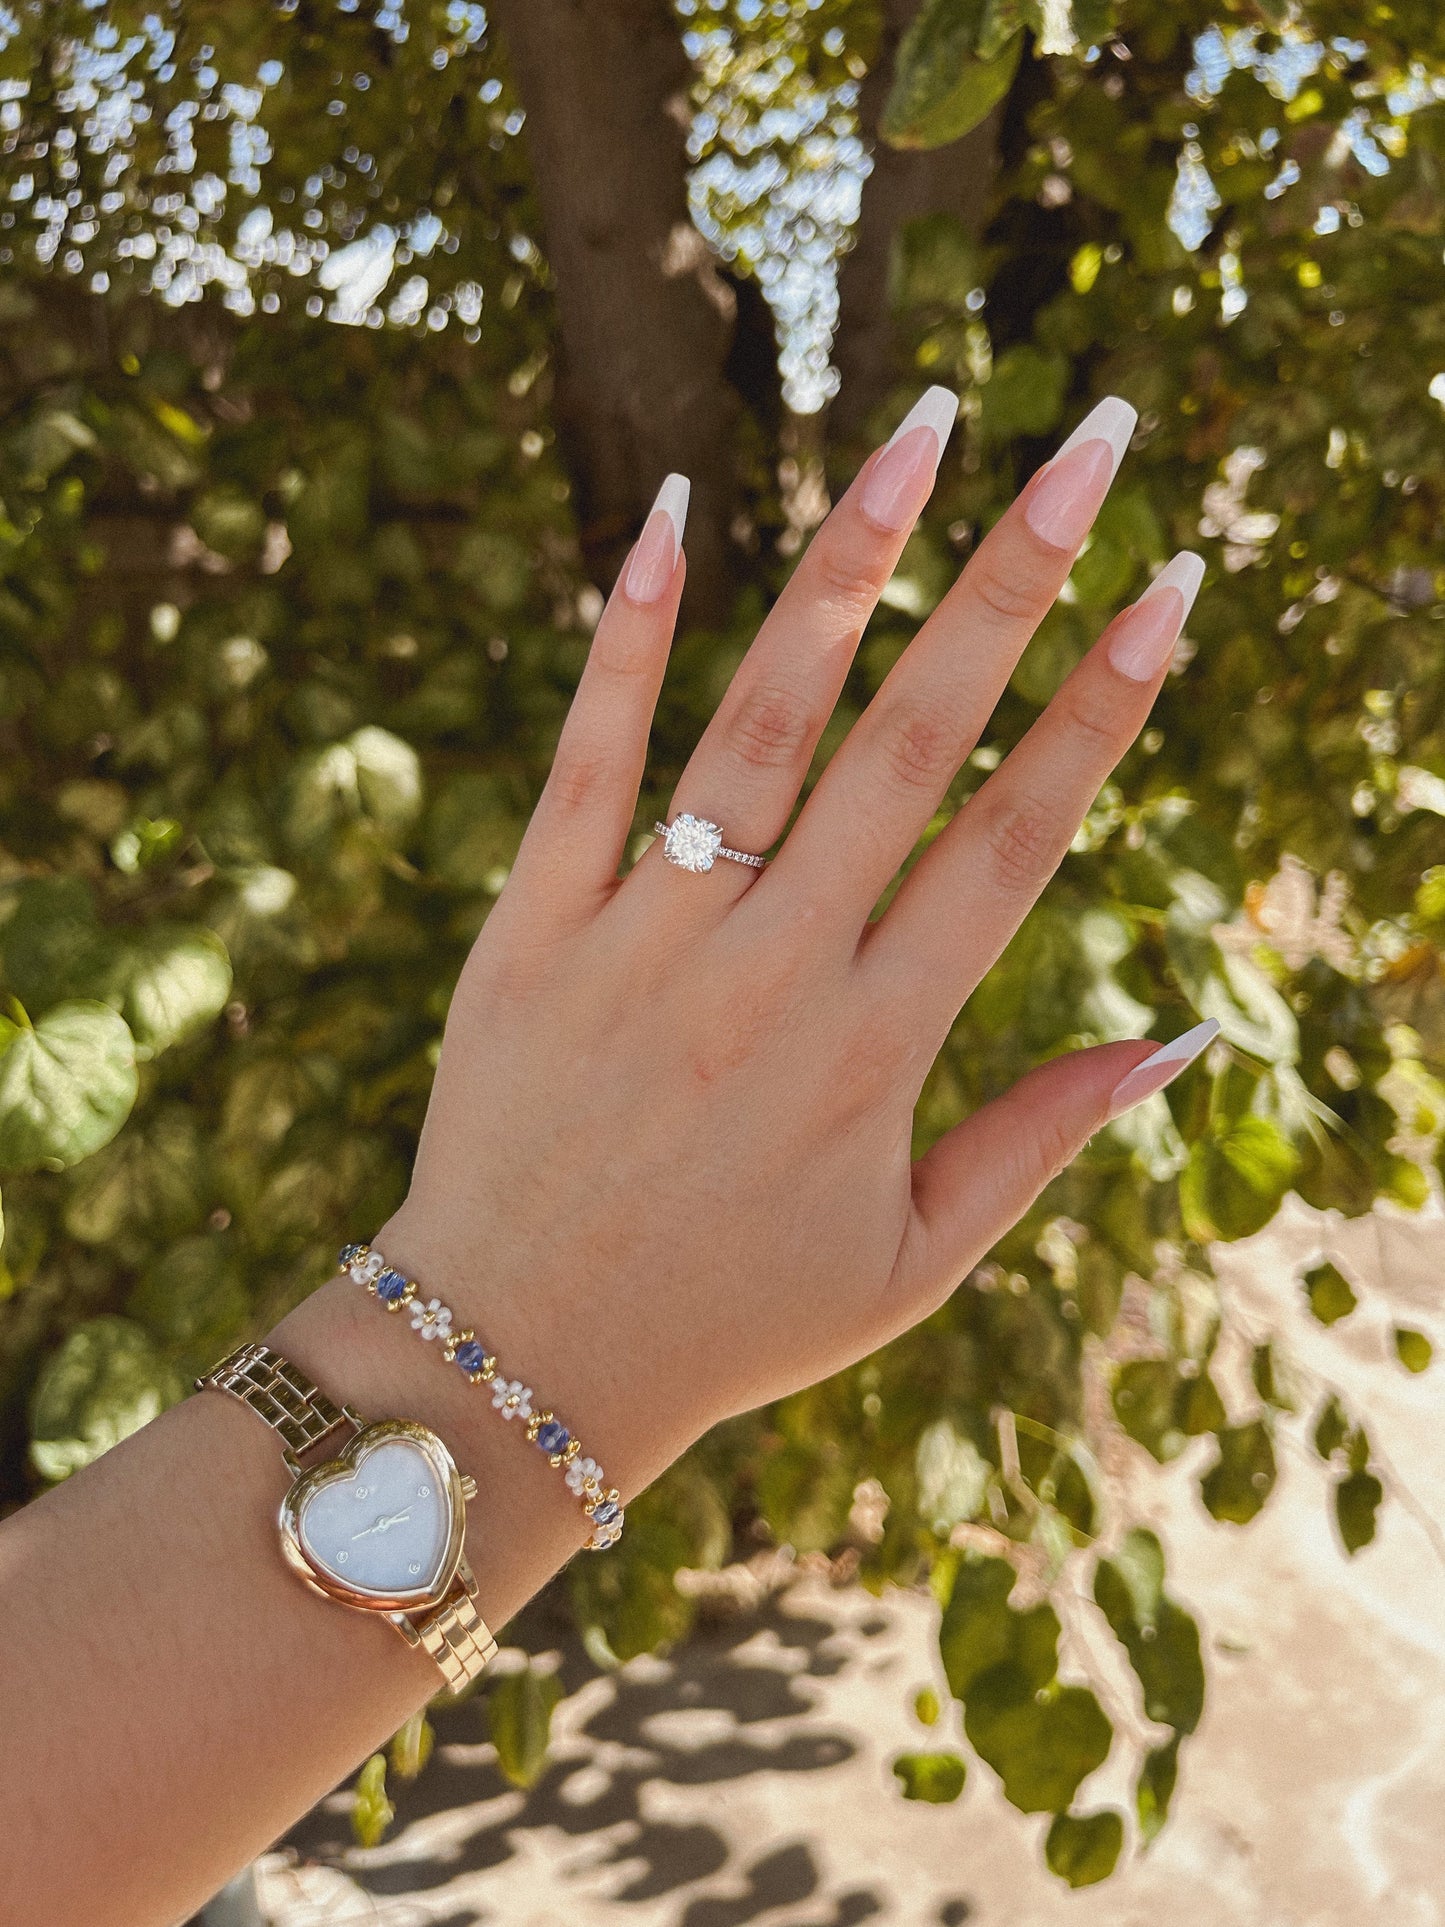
left=278, top=1417, right=474, bottom=1618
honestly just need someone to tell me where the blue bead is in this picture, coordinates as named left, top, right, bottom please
left=536, top=1420, right=569, bottom=1454
left=339, top=1243, right=363, bottom=1265
left=591, top=1500, right=619, bottom=1525
left=454, top=1340, right=487, bottom=1373
left=376, top=1268, right=408, bottom=1302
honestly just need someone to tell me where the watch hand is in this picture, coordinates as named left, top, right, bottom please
left=350, top=1507, right=413, bottom=1541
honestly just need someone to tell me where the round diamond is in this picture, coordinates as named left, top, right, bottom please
left=663, top=814, right=722, bottom=872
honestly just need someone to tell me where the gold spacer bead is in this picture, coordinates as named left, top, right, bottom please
left=480, top=1358, right=497, bottom=1381
left=525, top=1411, right=548, bottom=1443
left=466, top=1369, right=485, bottom=1385
left=385, top=1298, right=405, bottom=1314
left=561, top=1438, right=581, bottom=1464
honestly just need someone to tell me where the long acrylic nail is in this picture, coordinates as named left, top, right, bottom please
left=1107, top=550, right=1205, bottom=681
left=1108, top=1019, right=1219, bottom=1120
left=624, top=473, right=690, bottom=604
left=860, top=385, right=958, bottom=532
left=1023, top=395, right=1138, bottom=551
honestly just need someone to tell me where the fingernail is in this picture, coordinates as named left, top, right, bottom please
left=624, top=473, right=690, bottom=604
left=1107, top=1019, right=1219, bottom=1120
left=1107, top=550, right=1205, bottom=681
left=861, top=385, right=957, bottom=532
left=1023, top=395, right=1137, bottom=551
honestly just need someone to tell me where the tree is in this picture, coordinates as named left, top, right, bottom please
left=1, top=0, right=1444, bottom=1882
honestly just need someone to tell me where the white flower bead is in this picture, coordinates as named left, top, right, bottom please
left=490, top=1377, right=532, bottom=1419
left=565, top=1455, right=599, bottom=1495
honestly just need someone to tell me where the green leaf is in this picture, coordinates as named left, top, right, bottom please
left=1303, top=1261, right=1357, bottom=1327
left=351, top=1754, right=394, bottom=1849
left=126, top=1235, right=251, bottom=1378
left=880, top=0, right=1025, bottom=150
left=0, top=1001, right=138, bottom=1172
left=939, top=1555, right=1031, bottom=1699
left=1180, top=1116, right=1301, bottom=1243
left=1313, top=1397, right=1349, bottom=1461
left=1137, top=1735, right=1180, bottom=1845
left=893, top=1750, right=968, bottom=1802
left=1394, top=1327, right=1432, bottom=1373
left=0, top=876, right=112, bottom=1010
left=979, top=344, right=1070, bottom=442
left=1336, top=1469, right=1383, bottom=1555
left=1112, top=1359, right=1182, bottom=1462
left=1200, top=1421, right=1277, bottom=1526
left=964, top=1671, right=1113, bottom=1813
left=487, top=1664, right=564, bottom=1788
left=28, top=1315, right=185, bottom=1481
left=388, top=1711, right=434, bottom=1780
left=1045, top=1809, right=1124, bottom=1887
left=109, top=926, right=233, bottom=1055
left=1094, top=1530, right=1204, bottom=1735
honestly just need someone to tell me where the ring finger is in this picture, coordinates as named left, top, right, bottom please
left=642, top=386, right=959, bottom=899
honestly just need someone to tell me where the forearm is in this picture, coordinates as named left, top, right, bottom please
left=0, top=1251, right=632, bottom=1927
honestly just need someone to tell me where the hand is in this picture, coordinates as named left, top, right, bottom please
left=378, top=389, right=1215, bottom=1500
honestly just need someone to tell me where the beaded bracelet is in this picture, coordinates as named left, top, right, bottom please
left=339, top=1243, right=624, bottom=1551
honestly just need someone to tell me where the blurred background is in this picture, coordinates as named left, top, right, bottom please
left=2, top=1, right=1445, bottom=1917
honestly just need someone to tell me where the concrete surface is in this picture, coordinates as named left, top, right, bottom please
left=251, top=1195, right=1445, bottom=1925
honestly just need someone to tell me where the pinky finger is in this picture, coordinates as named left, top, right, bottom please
left=887, top=1021, right=1218, bottom=1325
left=513, top=475, right=689, bottom=905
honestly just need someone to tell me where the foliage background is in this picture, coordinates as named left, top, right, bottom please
left=2, top=0, right=1445, bottom=1886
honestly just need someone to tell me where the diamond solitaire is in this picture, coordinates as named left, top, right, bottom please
left=654, top=814, right=767, bottom=874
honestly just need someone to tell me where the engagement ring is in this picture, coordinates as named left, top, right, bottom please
left=654, top=814, right=767, bottom=874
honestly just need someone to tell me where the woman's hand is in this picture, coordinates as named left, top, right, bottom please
left=379, top=388, right=1215, bottom=1499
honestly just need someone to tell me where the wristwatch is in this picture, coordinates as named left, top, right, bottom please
left=197, top=1341, right=497, bottom=1692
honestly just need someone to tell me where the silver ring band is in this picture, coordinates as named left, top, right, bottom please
left=654, top=815, right=767, bottom=874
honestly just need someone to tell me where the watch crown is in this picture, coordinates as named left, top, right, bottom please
left=460, top=1474, right=478, bottom=1502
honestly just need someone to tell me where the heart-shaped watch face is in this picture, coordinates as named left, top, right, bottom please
left=279, top=1421, right=465, bottom=1611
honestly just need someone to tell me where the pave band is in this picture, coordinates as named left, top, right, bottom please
left=654, top=813, right=767, bottom=873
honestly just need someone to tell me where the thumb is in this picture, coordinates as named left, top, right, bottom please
left=891, top=1021, right=1218, bottom=1317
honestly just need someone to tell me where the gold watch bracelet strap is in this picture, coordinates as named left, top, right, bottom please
left=197, top=1341, right=358, bottom=1472
left=198, top=1341, right=497, bottom=1691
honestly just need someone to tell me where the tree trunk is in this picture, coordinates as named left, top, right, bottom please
left=489, top=0, right=760, bottom=626
left=828, top=0, right=1006, bottom=451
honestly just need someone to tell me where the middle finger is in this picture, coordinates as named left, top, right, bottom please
left=767, top=395, right=1137, bottom=925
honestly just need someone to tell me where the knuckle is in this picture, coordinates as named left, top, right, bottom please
left=546, top=750, right=610, bottom=814
left=880, top=698, right=959, bottom=793
left=726, top=681, right=815, bottom=773
left=1055, top=676, right=1121, bottom=756
left=975, top=794, right=1064, bottom=897
left=967, top=552, right=1042, bottom=627
left=1028, top=1109, right=1081, bottom=1190
left=810, top=539, right=884, bottom=617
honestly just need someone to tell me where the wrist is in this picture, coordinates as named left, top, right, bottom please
left=364, top=1203, right=690, bottom=1502
left=265, top=1266, right=591, bottom=1635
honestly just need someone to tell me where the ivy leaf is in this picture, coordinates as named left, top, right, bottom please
left=487, top=1664, right=564, bottom=1788
left=1303, top=1261, right=1357, bottom=1327
left=109, top=926, right=233, bottom=1055
left=963, top=1671, right=1113, bottom=1813
left=28, top=1314, right=184, bottom=1481
left=1044, top=1809, right=1124, bottom=1887
left=1335, top=1469, right=1383, bottom=1555
left=1200, top=1421, right=1277, bottom=1526
left=1180, top=1115, right=1301, bottom=1243
left=1394, top=1327, right=1432, bottom=1374
left=881, top=0, right=1025, bottom=150
left=350, top=1754, right=394, bottom=1849
left=0, top=876, right=113, bottom=1010
left=1094, top=1530, right=1204, bottom=1735
left=1313, top=1396, right=1349, bottom=1461
left=1137, top=1735, right=1181, bottom=1845
left=0, top=1001, right=138, bottom=1172
left=893, top=1751, right=968, bottom=1802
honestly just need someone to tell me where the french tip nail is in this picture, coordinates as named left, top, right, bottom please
left=1107, top=1018, right=1219, bottom=1120
left=652, top=472, right=690, bottom=554
left=884, top=384, right=959, bottom=456
left=1053, top=394, right=1138, bottom=477
left=1139, top=549, right=1205, bottom=622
